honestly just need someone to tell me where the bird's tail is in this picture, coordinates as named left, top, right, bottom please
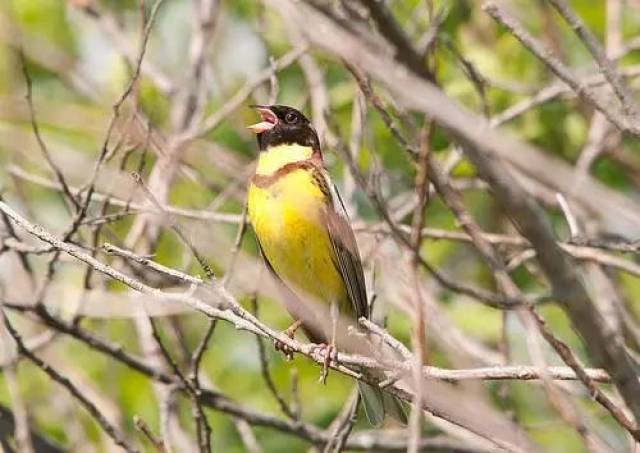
left=358, top=381, right=408, bottom=427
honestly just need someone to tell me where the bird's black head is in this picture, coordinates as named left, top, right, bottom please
left=248, top=105, right=320, bottom=151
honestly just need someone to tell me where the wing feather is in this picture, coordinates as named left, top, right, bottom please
left=312, top=168, right=369, bottom=320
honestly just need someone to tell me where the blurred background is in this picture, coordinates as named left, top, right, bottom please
left=1, top=0, right=640, bottom=451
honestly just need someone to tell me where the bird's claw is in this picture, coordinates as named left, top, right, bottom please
left=310, top=343, right=337, bottom=384
left=274, top=338, right=295, bottom=361
left=274, top=320, right=302, bottom=361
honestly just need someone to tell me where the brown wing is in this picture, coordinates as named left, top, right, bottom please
left=310, top=166, right=369, bottom=320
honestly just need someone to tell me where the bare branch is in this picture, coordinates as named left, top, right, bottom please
left=272, top=0, right=640, bottom=431
left=546, top=0, right=639, bottom=116
left=2, top=311, right=137, bottom=452
left=483, top=1, right=638, bottom=136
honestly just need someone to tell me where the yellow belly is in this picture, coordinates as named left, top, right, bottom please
left=248, top=170, right=347, bottom=307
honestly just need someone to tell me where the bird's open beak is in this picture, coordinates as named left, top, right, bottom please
left=247, top=106, right=277, bottom=134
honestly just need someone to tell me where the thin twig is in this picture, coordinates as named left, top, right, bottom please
left=130, top=172, right=215, bottom=280
left=103, top=242, right=203, bottom=285
left=483, top=1, right=639, bottom=136
left=78, top=0, right=166, bottom=224
left=18, top=52, right=79, bottom=210
left=322, top=391, right=360, bottom=453
left=180, top=45, right=308, bottom=143
left=250, top=294, right=298, bottom=420
left=2, top=310, right=138, bottom=452
left=546, top=0, right=639, bottom=116
left=134, top=415, right=166, bottom=452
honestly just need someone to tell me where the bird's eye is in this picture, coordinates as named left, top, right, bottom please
left=284, top=112, right=298, bottom=124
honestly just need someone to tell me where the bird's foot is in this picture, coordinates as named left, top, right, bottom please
left=310, top=343, right=337, bottom=384
left=274, top=320, right=302, bottom=361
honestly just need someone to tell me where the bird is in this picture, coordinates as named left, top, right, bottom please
left=246, top=104, right=406, bottom=426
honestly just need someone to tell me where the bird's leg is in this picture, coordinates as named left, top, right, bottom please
left=314, top=303, right=338, bottom=384
left=285, top=319, right=303, bottom=338
left=274, top=319, right=303, bottom=361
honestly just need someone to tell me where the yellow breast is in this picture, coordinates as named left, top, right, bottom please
left=247, top=168, right=346, bottom=307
